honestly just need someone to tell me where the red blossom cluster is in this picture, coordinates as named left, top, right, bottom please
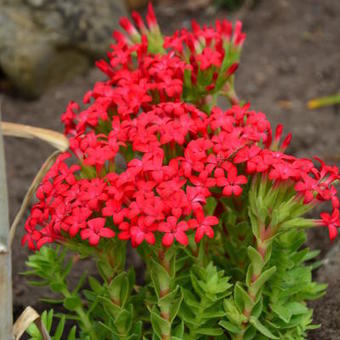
left=23, top=5, right=339, bottom=250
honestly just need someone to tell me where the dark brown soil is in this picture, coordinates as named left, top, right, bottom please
left=2, top=0, right=340, bottom=338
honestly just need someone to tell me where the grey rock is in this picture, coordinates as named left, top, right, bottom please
left=0, top=0, right=127, bottom=98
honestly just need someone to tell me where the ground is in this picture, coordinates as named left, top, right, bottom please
left=2, top=0, right=340, bottom=338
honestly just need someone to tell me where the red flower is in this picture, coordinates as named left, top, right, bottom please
left=158, top=216, right=189, bottom=247
left=23, top=9, right=340, bottom=251
left=215, top=166, right=247, bottom=197
left=189, top=209, right=219, bottom=242
left=102, top=200, right=125, bottom=225
left=196, top=47, right=222, bottom=70
left=64, top=207, right=92, bottom=237
left=81, top=218, right=115, bottom=246
left=129, top=217, right=157, bottom=247
left=295, top=175, right=317, bottom=204
left=320, top=210, right=340, bottom=240
left=78, top=179, right=108, bottom=211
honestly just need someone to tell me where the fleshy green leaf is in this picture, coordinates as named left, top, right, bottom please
left=150, top=260, right=171, bottom=299
left=270, top=304, right=291, bottom=323
left=181, top=288, right=200, bottom=309
left=63, top=296, right=82, bottom=311
left=223, top=299, right=247, bottom=325
left=247, top=246, right=265, bottom=277
left=114, top=308, right=132, bottom=335
left=205, top=197, right=217, bottom=215
left=150, top=310, right=171, bottom=339
left=196, top=327, right=224, bottom=336
left=234, top=283, right=254, bottom=312
left=49, top=282, right=65, bottom=293
left=249, top=266, right=276, bottom=296
left=54, top=315, right=66, bottom=340
left=67, top=326, right=77, bottom=340
left=219, top=320, right=242, bottom=334
left=173, top=320, right=184, bottom=337
left=88, top=276, right=102, bottom=293
left=249, top=317, right=278, bottom=339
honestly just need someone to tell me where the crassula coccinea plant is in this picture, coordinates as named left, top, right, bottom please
left=22, top=4, right=339, bottom=340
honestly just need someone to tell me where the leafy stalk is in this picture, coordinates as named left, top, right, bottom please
left=180, top=262, right=232, bottom=339
left=24, top=246, right=98, bottom=340
left=147, top=246, right=183, bottom=340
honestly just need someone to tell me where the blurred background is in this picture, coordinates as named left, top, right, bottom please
left=1, top=0, right=339, bottom=338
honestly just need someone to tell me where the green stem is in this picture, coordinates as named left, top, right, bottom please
left=61, top=288, right=98, bottom=340
left=158, top=250, right=172, bottom=340
left=238, top=225, right=271, bottom=339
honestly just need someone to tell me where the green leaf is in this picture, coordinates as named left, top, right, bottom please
left=249, top=317, right=279, bottom=339
left=40, top=298, right=65, bottom=304
left=72, top=272, right=87, bottom=294
left=169, top=288, right=183, bottom=322
left=244, top=325, right=257, bottom=340
left=27, top=280, right=50, bottom=287
left=247, top=246, right=265, bottom=276
left=304, top=249, right=320, bottom=261
left=196, top=327, right=224, bottom=336
left=248, top=210, right=260, bottom=239
left=67, top=326, right=77, bottom=340
left=205, top=196, right=217, bottom=215
left=50, top=281, right=65, bottom=293
left=54, top=315, right=65, bottom=340
left=128, top=321, right=142, bottom=339
left=178, top=303, right=197, bottom=325
left=99, top=295, right=122, bottom=316
left=190, top=269, right=205, bottom=298
left=150, top=310, right=171, bottom=339
left=98, top=321, right=116, bottom=335
left=223, top=299, right=247, bottom=325
left=201, top=305, right=225, bottom=319
left=219, top=320, right=242, bottom=334
left=97, top=260, right=115, bottom=281
left=249, top=266, right=276, bottom=296
left=250, top=297, right=263, bottom=319
left=158, top=285, right=179, bottom=307
left=181, top=288, right=200, bottom=309
left=173, top=320, right=184, bottom=337
left=114, top=308, right=132, bottom=335
left=234, top=283, right=254, bottom=312
left=282, top=217, right=315, bottom=229
left=308, top=93, right=340, bottom=109
left=26, top=323, right=41, bottom=339
left=150, top=260, right=171, bottom=299
left=127, top=268, right=136, bottom=291
left=108, top=272, right=131, bottom=307
left=270, top=304, right=291, bottom=323
left=62, top=260, right=73, bottom=280
left=88, top=276, right=102, bottom=293
left=63, top=296, right=82, bottom=311
left=42, top=310, right=53, bottom=333
left=287, top=302, right=308, bottom=315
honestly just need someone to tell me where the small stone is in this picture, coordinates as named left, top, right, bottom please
left=0, top=0, right=127, bottom=98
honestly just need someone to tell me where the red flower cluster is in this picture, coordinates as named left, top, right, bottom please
left=23, top=5, right=339, bottom=250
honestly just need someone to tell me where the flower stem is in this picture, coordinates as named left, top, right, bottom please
left=61, top=288, right=98, bottom=340
left=238, top=224, right=271, bottom=339
left=158, top=250, right=172, bottom=339
left=74, top=305, right=98, bottom=340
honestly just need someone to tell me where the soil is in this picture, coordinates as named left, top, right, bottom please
left=2, top=0, right=340, bottom=338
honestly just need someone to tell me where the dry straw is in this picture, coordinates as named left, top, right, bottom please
left=0, top=106, right=69, bottom=338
